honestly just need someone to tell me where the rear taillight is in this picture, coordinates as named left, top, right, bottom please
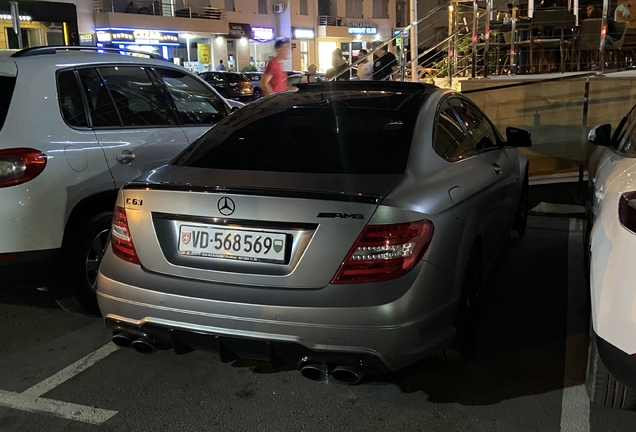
left=0, top=148, right=47, bottom=188
left=331, top=220, right=434, bottom=284
left=111, top=205, right=140, bottom=265
left=619, top=192, right=636, bottom=233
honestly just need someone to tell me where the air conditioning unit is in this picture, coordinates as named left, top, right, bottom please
left=273, top=3, right=284, bottom=14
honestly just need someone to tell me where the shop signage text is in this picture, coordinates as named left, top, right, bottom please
left=95, top=28, right=179, bottom=46
left=348, top=27, right=378, bottom=35
left=79, top=34, right=94, bottom=46
left=251, top=26, right=274, bottom=42
left=228, top=22, right=250, bottom=38
left=292, top=28, right=314, bottom=39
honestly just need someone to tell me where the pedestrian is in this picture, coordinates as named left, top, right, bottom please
left=216, top=59, right=226, bottom=71
left=301, top=64, right=318, bottom=83
left=370, top=41, right=398, bottom=80
left=261, top=39, right=292, bottom=96
left=325, top=48, right=350, bottom=81
left=355, top=49, right=373, bottom=80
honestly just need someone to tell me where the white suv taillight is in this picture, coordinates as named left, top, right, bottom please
left=0, top=148, right=47, bottom=188
left=331, top=220, right=434, bottom=284
left=111, top=205, right=140, bottom=264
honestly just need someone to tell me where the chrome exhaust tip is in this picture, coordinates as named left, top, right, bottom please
left=131, top=337, right=158, bottom=355
left=111, top=332, right=135, bottom=348
left=299, top=363, right=328, bottom=382
left=331, top=365, right=367, bottom=385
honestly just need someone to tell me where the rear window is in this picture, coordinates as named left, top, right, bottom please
left=0, top=76, right=16, bottom=131
left=225, top=73, right=249, bottom=83
left=174, top=103, right=418, bottom=174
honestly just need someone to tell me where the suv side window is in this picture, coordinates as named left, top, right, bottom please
left=156, top=68, right=228, bottom=125
left=96, top=66, right=173, bottom=127
left=57, top=71, right=88, bottom=128
left=78, top=68, right=121, bottom=127
left=450, top=98, right=500, bottom=151
left=434, top=100, right=475, bottom=161
left=619, top=121, right=636, bottom=157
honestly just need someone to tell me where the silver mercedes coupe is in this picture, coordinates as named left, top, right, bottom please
left=96, top=81, right=531, bottom=384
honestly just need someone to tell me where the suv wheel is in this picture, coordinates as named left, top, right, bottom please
left=53, top=211, right=112, bottom=316
left=586, top=334, right=636, bottom=409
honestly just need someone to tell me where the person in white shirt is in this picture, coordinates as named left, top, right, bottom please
left=356, top=49, right=374, bottom=80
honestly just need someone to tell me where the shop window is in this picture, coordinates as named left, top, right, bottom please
left=346, top=0, right=363, bottom=18
left=224, top=0, right=235, bottom=12
left=258, top=0, right=268, bottom=14
left=373, top=0, right=389, bottom=19
left=6, top=28, right=30, bottom=49
left=300, top=0, right=308, bottom=15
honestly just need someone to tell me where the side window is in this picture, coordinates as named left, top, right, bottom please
left=450, top=98, right=500, bottom=151
left=619, top=122, right=636, bottom=157
left=156, top=68, right=228, bottom=125
left=97, top=66, right=173, bottom=127
left=78, top=68, right=121, bottom=127
left=434, top=100, right=475, bottom=162
left=57, top=71, right=88, bottom=127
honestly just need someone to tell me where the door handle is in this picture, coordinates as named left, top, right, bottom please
left=116, top=151, right=136, bottom=165
left=492, top=163, right=503, bottom=175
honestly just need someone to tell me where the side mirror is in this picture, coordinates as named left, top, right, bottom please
left=588, top=124, right=612, bottom=147
left=505, top=127, right=532, bottom=147
left=231, top=106, right=240, bottom=113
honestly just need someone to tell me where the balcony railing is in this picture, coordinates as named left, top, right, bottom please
left=94, top=0, right=225, bottom=20
left=317, top=16, right=349, bottom=27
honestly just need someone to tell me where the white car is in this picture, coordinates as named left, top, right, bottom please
left=0, top=46, right=236, bottom=315
left=587, top=105, right=636, bottom=409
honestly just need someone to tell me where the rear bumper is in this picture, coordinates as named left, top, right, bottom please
left=0, top=249, right=59, bottom=289
left=595, top=330, right=636, bottom=390
left=96, top=257, right=458, bottom=372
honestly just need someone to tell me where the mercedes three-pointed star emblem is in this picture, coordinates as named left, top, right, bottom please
left=217, top=197, right=235, bottom=216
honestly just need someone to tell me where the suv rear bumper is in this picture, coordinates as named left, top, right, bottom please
left=0, top=249, right=59, bottom=288
left=595, top=330, right=636, bottom=390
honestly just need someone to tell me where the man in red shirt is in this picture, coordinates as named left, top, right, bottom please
left=261, top=39, right=291, bottom=96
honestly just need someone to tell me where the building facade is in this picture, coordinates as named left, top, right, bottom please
left=2, top=0, right=403, bottom=73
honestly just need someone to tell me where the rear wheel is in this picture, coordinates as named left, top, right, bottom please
left=586, top=335, right=636, bottom=409
left=438, top=244, right=482, bottom=363
left=510, top=169, right=529, bottom=239
left=52, top=211, right=112, bottom=316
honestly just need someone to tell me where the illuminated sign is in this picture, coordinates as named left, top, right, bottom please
left=95, top=28, right=180, bottom=46
left=79, top=34, right=95, bottom=46
left=0, top=14, right=31, bottom=21
left=292, top=28, right=314, bottom=39
left=228, top=22, right=250, bottom=38
left=393, top=28, right=408, bottom=36
left=251, top=26, right=274, bottom=42
left=348, top=27, right=377, bottom=35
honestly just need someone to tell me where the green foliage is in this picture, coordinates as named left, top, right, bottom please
left=241, top=64, right=257, bottom=72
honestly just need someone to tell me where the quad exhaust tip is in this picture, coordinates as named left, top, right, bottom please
left=111, top=332, right=134, bottom=349
left=131, top=337, right=158, bottom=355
left=299, top=363, right=367, bottom=384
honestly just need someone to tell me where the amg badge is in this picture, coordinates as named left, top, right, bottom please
left=317, top=213, right=364, bottom=219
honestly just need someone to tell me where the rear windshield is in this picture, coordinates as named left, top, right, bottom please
left=0, top=76, right=16, bottom=131
left=174, top=102, right=419, bottom=174
left=225, top=74, right=249, bottom=83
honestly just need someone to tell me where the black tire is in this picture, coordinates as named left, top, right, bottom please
left=510, top=168, right=529, bottom=239
left=438, top=244, right=482, bottom=363
left=53, top=211, right=112, bottom=316
left=586, top=335, right=636, bottom=409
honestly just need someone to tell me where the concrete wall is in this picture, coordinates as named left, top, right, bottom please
left=461, top=74, right=636, bottom=175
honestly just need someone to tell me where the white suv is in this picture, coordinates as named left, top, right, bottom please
left=0, top=46, right=237, bottom=315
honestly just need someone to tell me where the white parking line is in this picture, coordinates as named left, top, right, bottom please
left=0, top=343, right=120, bottom=425
left=560, top=218, right=590, bottom=432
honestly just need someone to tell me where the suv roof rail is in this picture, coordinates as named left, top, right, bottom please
left=11, top=45, right=166, bottom=61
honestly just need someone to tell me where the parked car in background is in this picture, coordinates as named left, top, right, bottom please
left=199, top=71, right=254, bottom=102
left=586, top=104, right=636, bottom=409
left=242, top=71, right=263, bottom=99
left=0, top=46, right=234, bottom=315
left=97, top=81, right=531, bottom=383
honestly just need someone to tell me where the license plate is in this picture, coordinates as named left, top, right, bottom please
left=178, top=224, right=287, bottom=264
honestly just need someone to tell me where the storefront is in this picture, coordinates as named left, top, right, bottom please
left=250, top=26, right=275, bottom=71
left=95, top=27, right=179, bottom=59
left=291, top=27, right=315, bottom=72
left=0, top=0, right=79, bottom=49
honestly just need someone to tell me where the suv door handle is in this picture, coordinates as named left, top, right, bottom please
left=492, top=163, right=503, bottom=175
left=116, top=151, right=136, bottom=165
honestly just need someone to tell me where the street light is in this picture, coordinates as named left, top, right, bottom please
left=182, top=33, right=193, bottom=69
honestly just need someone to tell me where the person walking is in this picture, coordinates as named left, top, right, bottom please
left=370, top=41, right=398, bottom=80
left=355, top=49, right=373, bottom=80
left=216, top=59, right=226, bottom=71
left=325, top=48, right=350, bottom=81
left=261, top=39, right=291, bottom=96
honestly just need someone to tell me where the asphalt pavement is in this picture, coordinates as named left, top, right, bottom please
left=0, top=208, right=634, bottom=431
